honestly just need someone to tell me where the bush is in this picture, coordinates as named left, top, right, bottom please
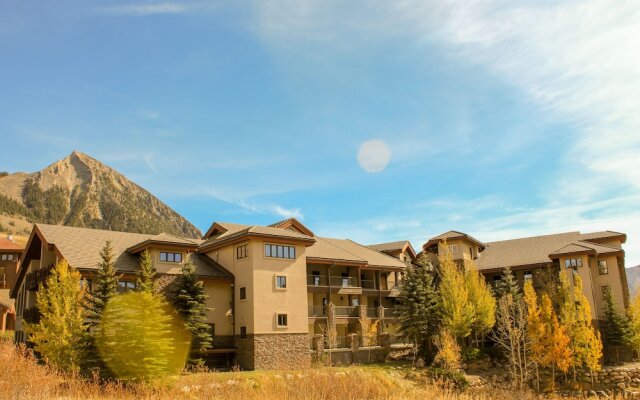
left=425, top=367, right=469, bottom=389
left=461, top=347, right=483, bottom=362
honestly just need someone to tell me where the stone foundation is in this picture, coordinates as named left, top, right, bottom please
left=236, top=333, right=311, bottom=370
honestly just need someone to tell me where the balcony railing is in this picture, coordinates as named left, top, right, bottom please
left=308, top=306, right=327, bottom=317
left=383, top=308, right=400, bottom=319
left=306, top=275, right=359, bottom=288
left=361, top=279, right=376, bottom=289
left=333, top=306, right=359, bottom=317
left=366, top=307, right=379, bottom=318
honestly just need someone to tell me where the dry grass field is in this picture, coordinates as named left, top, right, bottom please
left=0, top=340, right=590, bottom=400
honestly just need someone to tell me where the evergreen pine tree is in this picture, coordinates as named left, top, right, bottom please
left=398, top=264, right=439, bottom=359
left=83, top=241, right=119, bottom=376
left=495, top=267, right=520, bottom=299
left=601, top=285, right=629, bottom=363
left=136, top=249, right=156, bottom=293
left=171, top=256, right=213, bottom=366
left=26, top=260, right=87, bottom=373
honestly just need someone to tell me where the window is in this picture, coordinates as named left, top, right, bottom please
left=240, top=326, right=247, bottom=339
left=312, top=271, right=321, bottom=286
left=350, top=297, right=359, bottom=307
left=117, top=281, right=135, bottom=293
left=265, top=244, right=295, bottom=259
left=524, top=271, right=533, bottom=283
left=1, top=254, right=14, bottom=261
left=276, top=313, right=288, bottom=328
left=448, top=244, right=458, bottom=253
left=239, top=287, right=247, bottom=300
left=159, top=252, right=183, bottom=263
left=276, top=275, right=287, bottom=289
left=236, top=244, right=248, bottom=260
left=598, top=260, right=608, bottom=275
left=564, top=258, right=582, bottom=268
left=601, top=285, right=611, bottom=300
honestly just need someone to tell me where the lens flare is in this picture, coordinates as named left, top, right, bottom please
left=96, top=291, right=191, bottom=381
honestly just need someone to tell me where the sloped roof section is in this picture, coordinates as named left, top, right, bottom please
left=0, top=237, right=24, bottom=251
left=198, top=223, right=315, bottom=252
left=367, top=240, right=410, bottom=253
left=580, top=231, right=627, bottom=243
left=311, top=238, right=407, bottom=269
left=306, top=237, right=366, bottom=264
left=476, top=231, right=581, bottom=270
left=35, top=224, right=228, bottom=278
left=550, top=240, right=623, bottom=257
left=268, top=218, right=315, bottom=237
left=424, top=230, right=486, bottom=250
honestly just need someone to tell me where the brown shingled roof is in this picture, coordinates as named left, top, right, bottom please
left=424, top=230, right=486, bottom=250
left=367, top=240, right=410, bottom=253
left=0, top=237, right=24, bottom=251
left=198, top=223, right=315, bottom=252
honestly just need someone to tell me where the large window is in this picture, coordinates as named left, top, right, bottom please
left=598, top=260, right=608, bottom=275
left=564, top=258, right=582, bottom=268
left=265, top=244, right=295, bottom=259
left=236, top=244, right=248, bottom=260
left=276, top=313, right=288, bottom=328
left=276, top=275, right=287, bottom=289
left=239, top=287, right=247, bottom=300
left=117, top=281, right=135, bottom=293
left=159, top=252, right=183, bottom=263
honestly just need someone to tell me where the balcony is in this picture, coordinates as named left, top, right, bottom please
left=25, top=264, right=54, bottom=290
left=333, top=306, right=359, bottom=318
left=307, top=275, right=359, bottom=288
left=308, top=306, right=327, bottom=318
left=361, top=279, right=376, bottom=290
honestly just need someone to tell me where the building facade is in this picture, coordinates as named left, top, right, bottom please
left=423, top=230, right=629, bottom=320
left=1, top=235, right=24, bottom=333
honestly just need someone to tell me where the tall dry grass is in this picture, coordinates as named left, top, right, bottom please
left=0, top=339, right=586, bottom=399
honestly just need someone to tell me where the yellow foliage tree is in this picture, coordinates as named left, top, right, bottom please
left=26, top=260, right=87, bottom=373
left=539, top=293, right=572, bottom=391
left=438, top=250, right=474, bottom=339
left=524, top=281, right=545, bottom=390
left=465, top=261, right=496, bottom=342
left=627, top=291, right=640, bottom=360
left=433, top=328, right=461, bottom=371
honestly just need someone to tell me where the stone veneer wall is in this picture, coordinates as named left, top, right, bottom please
left=236, top=333, right=311, bottom=370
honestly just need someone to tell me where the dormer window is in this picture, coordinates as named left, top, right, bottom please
left=160, top=252, right=183, bottom=263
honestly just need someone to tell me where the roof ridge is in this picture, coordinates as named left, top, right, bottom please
left=485, top=231, right=581, bottom=246
left=348, top=238, right=411, bottom=264
left=316, top=237, right=367, bottom=262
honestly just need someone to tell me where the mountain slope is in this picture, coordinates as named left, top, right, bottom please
left=627, top=265, right=640, bottom=297
left=0, top=151, right=201, bottom=239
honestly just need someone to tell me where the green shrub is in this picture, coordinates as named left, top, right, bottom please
left=461, top=347, right=483, bottom=362
left=425, top=367, right=469, bottom=389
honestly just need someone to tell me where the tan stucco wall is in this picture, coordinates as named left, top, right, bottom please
left=203, top=280, right=233, bottom=336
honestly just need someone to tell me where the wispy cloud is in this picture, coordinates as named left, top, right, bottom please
left=274, top=205, right=304, bottom=220
left=97, top=2, right=192, bottom=16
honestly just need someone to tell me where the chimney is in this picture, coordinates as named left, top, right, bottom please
left=7, top=234, right=13, bottom=242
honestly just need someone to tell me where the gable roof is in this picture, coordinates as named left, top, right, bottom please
left=367, top=240, right=417, bottom=259
left=306, top=237, right=407, bottom=269
left=476, top=230, right=625, bottom=271
left=127, top=233, right=202, bottom=253
left=198, top=222, right=316, bottom=252
left=268, top=218, right=315, bottom=237
left=579, top=230, right=627, bottom=243
left=424, top=230, right=486, bottom=250
left=0, top=237, right=24, bottom=252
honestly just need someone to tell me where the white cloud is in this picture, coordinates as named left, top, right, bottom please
left=357, top=139, right=391, bottom=173
left=98, top=2, right=192, bottom=16
left=274, top=205, right=304, bottom=220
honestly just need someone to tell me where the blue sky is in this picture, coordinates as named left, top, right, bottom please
left=2, top=1, right=640, bottom=264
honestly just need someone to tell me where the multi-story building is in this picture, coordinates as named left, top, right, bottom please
left=423, top=230, right=629, bottom=319
left=10, top=218, right=407, bottom=370
left=1, top=234, right=24, bottom=333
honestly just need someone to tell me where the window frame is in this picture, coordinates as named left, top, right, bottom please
left=264, top=243, right=296, bottom=259
left=239, top=286, right=247, bottom=300
left=275, top=275, right=287, bottom=290
left=276, top=313, right=288, bottom=328
left=598, top=260, right=608, bottom=275
left=447, top=244, right=458, bottom=253
left=565, top=257, right=583, bottom=268
left=236, top=244, right=248, bottom=260
left=159, top=251, right=183, bottom=263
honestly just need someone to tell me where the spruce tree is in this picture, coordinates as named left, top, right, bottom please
left=171, top=256, right=213, bottom=366
left=26, top=260, right=87, bottom=373
left=601, top=286, right=628, bottom=363
left=83, top=241, right=119, bottom=376
left=398, top=264, right=439, bottom=360
left=495, top=267, right=520, bottom=299
left=136, top=249, right=156, bottom=293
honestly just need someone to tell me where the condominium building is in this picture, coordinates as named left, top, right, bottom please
left=423, top=230, right=629, bottom=319
left=9, top=221, right=629, bottom=370
left=1, top=234, right=23, bottom=333
left=10, top=218, right=408, bottom=370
